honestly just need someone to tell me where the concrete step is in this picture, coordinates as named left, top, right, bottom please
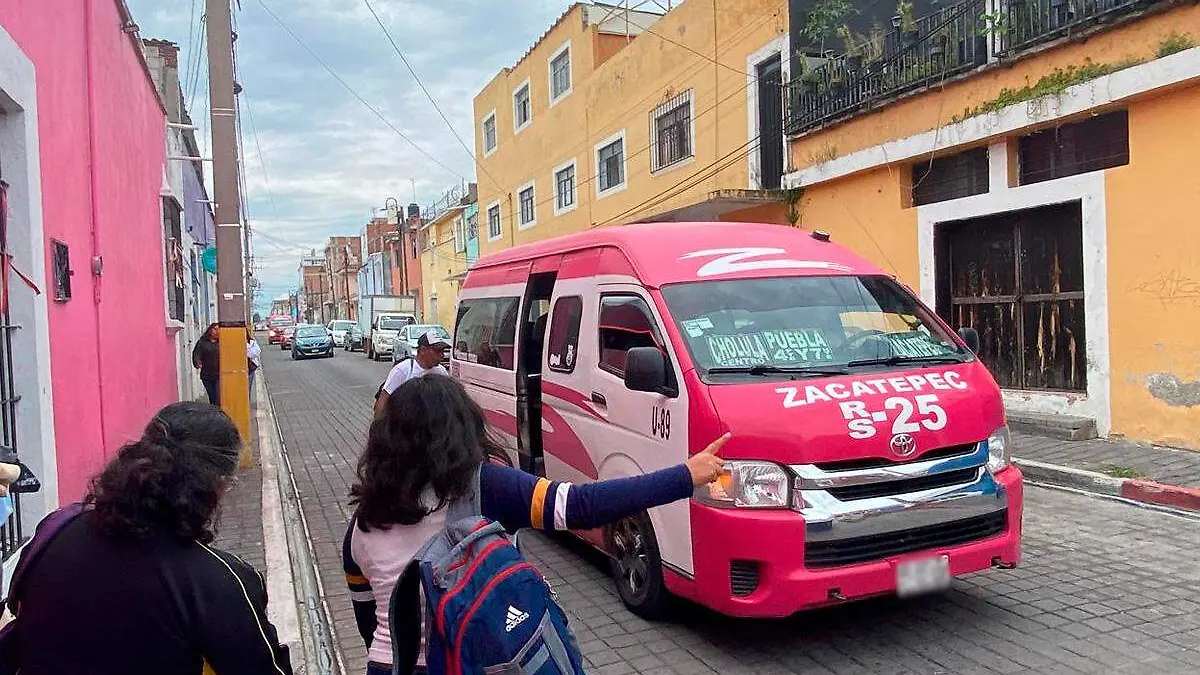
left=1006, top=411, right=1098, bottom=441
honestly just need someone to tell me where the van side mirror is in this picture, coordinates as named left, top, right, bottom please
left=624, top=347, right=675, bottom=396
left=957, top=327, right=980, bottom=354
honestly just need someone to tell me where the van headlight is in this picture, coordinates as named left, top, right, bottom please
left=695, top=461, right=790, bottom=509
left=986, top=425, right=1012, bottom=474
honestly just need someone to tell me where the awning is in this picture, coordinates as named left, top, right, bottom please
left=639, top=189, right=784, bottom=223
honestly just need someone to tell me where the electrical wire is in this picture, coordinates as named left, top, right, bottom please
left=359, top=0, right=504, bottom=192
left=254, top=0, right=470, bottom=183
left=182, top=0, right=200, bottom=100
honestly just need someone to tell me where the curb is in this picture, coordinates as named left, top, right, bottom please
left=1014, top=457, right=1200, bottom=513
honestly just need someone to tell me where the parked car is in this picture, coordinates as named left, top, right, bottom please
left=344, top=325, right=365, bottom=352
left=327, top=319, right=356, bottom=348
left=392, top=324, right=451, bottom=366
left=291, top=324, right=334, bottom=360
left=267, top=317, right=294, bottom=345
left=278, top=325, right=296, bottom=350
left=366, top=313, right=414, bottom=361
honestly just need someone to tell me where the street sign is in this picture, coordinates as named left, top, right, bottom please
left=201, top=246, right=217, bottom=273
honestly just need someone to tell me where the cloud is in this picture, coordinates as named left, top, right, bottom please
left=127, top=0, right=570, bottom=309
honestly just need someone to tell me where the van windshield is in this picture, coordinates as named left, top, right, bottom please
left=379, top=317, right=410, bottom=330
left=660, top=275, right=968, bottom=379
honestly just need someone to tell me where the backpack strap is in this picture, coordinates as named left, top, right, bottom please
left=4, top=503, right=86, bottom=612
left=444, top=464, right=483, bottom=523
left=391, top=560, right=423, bottom=675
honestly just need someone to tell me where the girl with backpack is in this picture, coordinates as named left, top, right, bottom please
left=343, top=375, right=727, bottom=675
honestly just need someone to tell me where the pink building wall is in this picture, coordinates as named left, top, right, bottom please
left=0, top=0, right=178, bottom=502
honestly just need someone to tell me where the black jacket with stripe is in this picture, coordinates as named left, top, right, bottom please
left=11, top=511, right=292, bottom=675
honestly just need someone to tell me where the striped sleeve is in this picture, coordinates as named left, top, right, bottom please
left=479, top=462, right=693, bottom=532
left=195, top=546, right=293, bottom=675
left=342, top=518, right=377, bottom=647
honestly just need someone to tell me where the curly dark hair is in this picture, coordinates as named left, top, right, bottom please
left=351, top=375, right=507, bottom=531
left=87, top=401, right=241, bottom=544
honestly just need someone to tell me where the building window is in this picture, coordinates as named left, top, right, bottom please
left=518, top=182, right=536, bottom=229
left=549, top=41, right=572, bottom=104
left=596, top=132, right=626, bottom=196
left=1019, top=110, right=1129, bottom=185
left=163, top=198, right=185, bottom=321
left=51, top=240, right=72, bottom=302
left=598, top=294, right=669, bottom=379
left=409, top=232, right=418, bottom=260
left=553, top=160, right=576, bottom=215
left=487, top=202, right=502, bottom=242
left=453, top=216, right=466, bottom=253
left=454, top=296, right=520, bottom=370
left=547, top=295, right=583, bottom=373
left=650, top=90, right=694, bottom=172
left=936, top=202, right=1086, bottom=392
left=912, top=147, right=990, bottom=206
left=482, top=111, right=497, bottom=156
left=513, top=80, right=531, bottom=133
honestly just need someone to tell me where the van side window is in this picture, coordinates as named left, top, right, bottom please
left=454, top=296, right=520, bottom=370
left=597, top=295, right=667, bottom=377
left=547, top=296, right=583, bottom=373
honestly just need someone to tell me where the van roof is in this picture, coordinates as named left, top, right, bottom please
left=469, top=222, right=886, bottom=288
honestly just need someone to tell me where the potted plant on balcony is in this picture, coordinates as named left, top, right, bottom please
left=896, top=0, right=919, bottom=49
left=797, top=53, right=821, bottom=95
left=838, top=25, right=864, bottom=74
left=930, top=25, right=950, bottom=60
left=828, top=61, right=846, bottom=95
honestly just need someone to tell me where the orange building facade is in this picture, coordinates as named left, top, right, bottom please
left=783, top=0, right=1200, bottom=448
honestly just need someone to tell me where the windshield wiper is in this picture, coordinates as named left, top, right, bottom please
left=845, top=355, right=966, bottom=369
left=706, top=364, right=849, bottom=377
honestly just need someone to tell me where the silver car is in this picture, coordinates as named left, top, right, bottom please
left=391, top=324, right=452, bottom=364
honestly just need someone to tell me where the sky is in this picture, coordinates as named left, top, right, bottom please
left=125, top=0, right=573, bottom=312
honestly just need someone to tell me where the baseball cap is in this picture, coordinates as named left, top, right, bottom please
left=417, top=330, right=451, bottom=350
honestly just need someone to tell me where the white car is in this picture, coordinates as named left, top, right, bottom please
left=327, top=320, right=356, bottom=348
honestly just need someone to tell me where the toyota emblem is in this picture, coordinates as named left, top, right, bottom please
left=890, top=433, right=917, bottom=458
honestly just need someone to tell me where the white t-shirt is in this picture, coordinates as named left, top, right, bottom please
left=381, top=358, right=447, bottom=394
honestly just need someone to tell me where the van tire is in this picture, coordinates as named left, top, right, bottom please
left=608, top=512, right=670, bottom=619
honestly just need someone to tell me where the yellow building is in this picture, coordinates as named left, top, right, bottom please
left=782, top=0, right=1200, bottom=448
left=419, top=184, right=477, bottom=330
left=472, top=0, right=793, bottom=257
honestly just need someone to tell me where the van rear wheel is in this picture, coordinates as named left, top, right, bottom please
left=609, top=512, right=670, bottom=619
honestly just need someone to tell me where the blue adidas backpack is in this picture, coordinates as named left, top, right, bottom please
left=389, top=466, right=586, bottom=675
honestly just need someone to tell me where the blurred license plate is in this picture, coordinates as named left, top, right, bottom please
left=896, top=555, right=950, bottom=597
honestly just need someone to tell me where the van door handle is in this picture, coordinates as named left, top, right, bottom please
left=590, top=392, right=607, bottom=406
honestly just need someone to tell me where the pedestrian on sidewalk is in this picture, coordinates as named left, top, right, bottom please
left=247, top=326, right=262, bottom=397
left=193, top=322, right=221, bottom=406
left=371, top=330, right=451, bottom=418
left=1, top=402, right=292, bottom=675
left=343, top=375, right=727, bottom=675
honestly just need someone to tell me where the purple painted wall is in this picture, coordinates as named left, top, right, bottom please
left=0, top=0, right=178, bottom=502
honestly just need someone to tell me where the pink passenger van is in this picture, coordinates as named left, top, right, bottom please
left=451, top=222, right=1023, bottom=618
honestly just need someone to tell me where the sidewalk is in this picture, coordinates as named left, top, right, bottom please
left=1013, top=431, right=1200, bottom=511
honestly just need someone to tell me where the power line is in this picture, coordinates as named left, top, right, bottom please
left=254, top=0, right=470, bottom=183
left=360, top=0, right=503, bottom=191
left=182, top=0, right=200, bottom=99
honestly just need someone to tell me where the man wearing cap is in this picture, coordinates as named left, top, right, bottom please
left=372, top=330, right=451, bottom=418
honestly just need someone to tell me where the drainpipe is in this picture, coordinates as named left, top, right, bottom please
left=84, top=0, right=110, bottom=455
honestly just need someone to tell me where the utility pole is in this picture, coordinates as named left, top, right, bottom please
left=206, top=0, right=251, bottom=465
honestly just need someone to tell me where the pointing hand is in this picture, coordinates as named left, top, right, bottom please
left=686, top=433, right=730, bottom=487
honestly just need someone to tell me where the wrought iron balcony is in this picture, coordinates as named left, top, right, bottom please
left=785, top=0, right=1159, bottom=137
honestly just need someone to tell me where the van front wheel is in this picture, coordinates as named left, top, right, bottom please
left=609, top=512, right=670, bottom=619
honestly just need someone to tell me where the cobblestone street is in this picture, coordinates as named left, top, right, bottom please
left=261, top=347, right=1200, bottom=675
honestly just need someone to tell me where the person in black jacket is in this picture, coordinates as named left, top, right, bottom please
left=193, top=323, right=221, bottom=405
left=9, top=402, right=292, bottom=675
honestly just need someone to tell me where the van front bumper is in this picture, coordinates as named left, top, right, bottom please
left=671, top=466, right=1022, bottom=618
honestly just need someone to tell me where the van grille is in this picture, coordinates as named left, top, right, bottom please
left=730, top=560, right=760, bottom=597
left=827, top=467, right=980, bottom=501
left=804, top=511, right=1007, bottom=568
left=812, top=443, right=977, bottom=472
